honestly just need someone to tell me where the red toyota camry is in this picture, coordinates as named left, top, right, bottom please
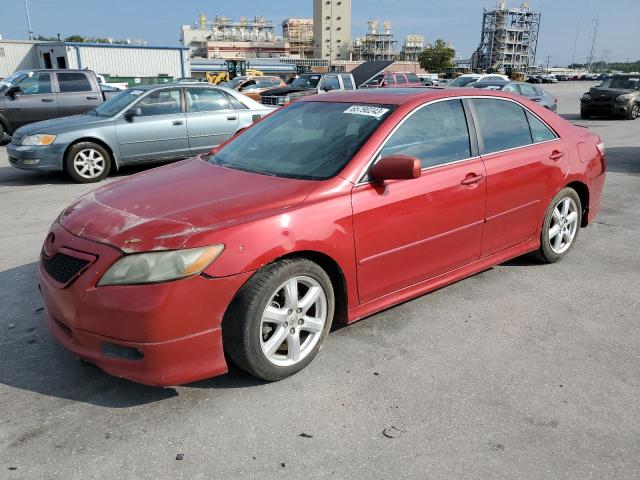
left=39, top=88, right=606, bottom=386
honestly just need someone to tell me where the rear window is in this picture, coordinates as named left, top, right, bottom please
left=395, top=74, right=407, bottom=84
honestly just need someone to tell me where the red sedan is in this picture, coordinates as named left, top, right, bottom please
left=40, top=88, right=606, bottom=386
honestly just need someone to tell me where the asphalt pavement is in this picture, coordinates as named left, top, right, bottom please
left=0, top=82, right=638, bottom=479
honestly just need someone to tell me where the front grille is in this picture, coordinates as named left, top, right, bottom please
left=42, top=252, right=90, bottom=285
left=260, top=96, right=279, bottom=106
left=11, top=133, right=25, bottom=145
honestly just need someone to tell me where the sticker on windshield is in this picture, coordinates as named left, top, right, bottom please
left=310, top=76, right=320, bottom=80
left=344, top=105, right=390, bottom=118
left=630, top=78, right=639, bottom=82
left=130, top=90, right=144, bottom=95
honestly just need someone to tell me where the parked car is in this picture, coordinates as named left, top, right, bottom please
left=526, top=75, right=543, bottom=84
left=448, top=73, right=510, bottom=88
left=226, top=76, right=286, bottom=101
left=7, top=84, right=273, bottom=182
left=260, top=72, right=356, bottom=106
left=39, top=88, right=606, bottom=386
left=421, top=78, right=449, bottom=86
left=0, top=69, right=120, bottom=138
left=361, top=72, right=423, bottom=88
left=473, top=80, right=558, bottom=112
left=580, top=74, right=640, bottom=119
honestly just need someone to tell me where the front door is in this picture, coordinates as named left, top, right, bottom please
left=352, top=99, right=486, bottom=303
left=470, top=98, right=567, bottom=257
left=114, top=87, right=190, bottom=163
left=184, top=87, right=239, bottom=155
left=5, top=72, right=58, bottom=130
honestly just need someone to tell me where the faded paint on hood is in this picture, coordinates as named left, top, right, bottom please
left=15, top=113, right=111, bottom=135
left=60, top=158, right=318, bottom=252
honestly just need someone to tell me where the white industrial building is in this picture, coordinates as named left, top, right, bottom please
left=0, top=39, right=190, bottom=81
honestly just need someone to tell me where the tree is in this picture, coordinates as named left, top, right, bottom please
left=418, top=39, right=456, bottom=74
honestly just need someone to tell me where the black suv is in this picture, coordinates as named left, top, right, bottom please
left=580, top=74, right=640, bottom=120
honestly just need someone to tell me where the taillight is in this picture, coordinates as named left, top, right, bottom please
left=596, top=141, right=606, bottom=158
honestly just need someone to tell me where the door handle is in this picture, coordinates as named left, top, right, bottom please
left=549, top=150, right=565, bottom=161
left=226, top=116, right=238, bottom=121
left=86, top=96, right=99, bottom=100
left=461, top=173, right=484, bottom=186
left=172, top=120, right=184, bottom=126
left=41, top=98, right=55, bottom=102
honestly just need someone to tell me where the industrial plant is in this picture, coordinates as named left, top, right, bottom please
left=472, top=0, right=541, bottom=73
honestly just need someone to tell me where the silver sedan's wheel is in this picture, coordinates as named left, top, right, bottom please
left=548, top=196, right=579, bottom=254
left=260, top=276, right=328, bottom=367
left=73, top=148, right=106, bottom=179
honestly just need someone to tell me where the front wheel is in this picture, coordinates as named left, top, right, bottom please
left=64, top=142, right=112, bottom=183
left=580, top=110, right=591, bottom=119
left=627, top=103, right=639, bottom=120
left=534, top=188, right=582, bottom=263
left=223, top=258, right=335, bottom=381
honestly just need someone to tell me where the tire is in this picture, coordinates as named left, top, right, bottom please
left=223, top=258, right=335, bottom=381
left=626, top=103, right=639, bottom=120
left=534, top=187, right=582, bottom=263
left=580, top=110, right=591, bottom=119
left=64, top=141, right=112, bottom=183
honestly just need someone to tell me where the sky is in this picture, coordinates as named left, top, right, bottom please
left=1, top=0, right=638, bottom=66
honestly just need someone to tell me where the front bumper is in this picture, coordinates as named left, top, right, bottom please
left=39, top=222, right=253, bottom=386
left=6, top=142, right=66, bottom=171
left=580, top=101, right=632, bottom=117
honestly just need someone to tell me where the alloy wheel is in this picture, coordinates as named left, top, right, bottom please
left=260, top=276, right=328, bottom=367
left=73, top=149, right=106, bottom=179
left=548, top=197, right=579, bottom=254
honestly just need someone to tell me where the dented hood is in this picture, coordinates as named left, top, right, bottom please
left=60, top=158, right=317, bottom=252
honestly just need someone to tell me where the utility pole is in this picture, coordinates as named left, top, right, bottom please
left=545, top=55, right=552, bottom=73
left=570, top=20, right=580, bottom=67
left=586, top=17, right=598, bottom=73
left=24, top=0, right=34, bottom=40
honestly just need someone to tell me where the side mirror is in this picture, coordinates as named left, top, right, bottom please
left=381, top=81, right=388, bottom=87
left=6, top=86, right=20, bottom=98
left=124, top=107, right=142, bottom=120
left=370, top=155, right=422, bottom=181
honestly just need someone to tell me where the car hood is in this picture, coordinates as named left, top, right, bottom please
left=16, top=114, right=111, bottom=135
left=589, top=86, right=638, bottom=99
left=261, top=86, right=317, bottom=97
left=59, top=158, right=318, bottom=252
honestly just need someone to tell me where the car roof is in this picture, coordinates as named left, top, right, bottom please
left=301, top=87, right=520, bottom=106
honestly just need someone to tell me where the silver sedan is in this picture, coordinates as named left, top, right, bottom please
left=7, top=83, right=274, bottom=182
left=472, top=80, right=558, bottom=112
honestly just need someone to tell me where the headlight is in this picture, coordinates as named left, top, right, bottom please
left=615, top=94, right=634, bottom=102
left=21, top=134, right=56, bottom=146
left=98, top=245, right=225, bottom=286
left=277, top=96, right=287, bottom=106
left=581, top=93, right=592, bottom=102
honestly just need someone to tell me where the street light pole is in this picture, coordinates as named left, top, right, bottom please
left=24, top=0, right=34, bottom=40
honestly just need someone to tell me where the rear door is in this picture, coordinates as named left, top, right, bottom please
left=55, top=72, right=102, bottom=116
left=470, top=98, right=567, bottom=257
left=5, top=72, right=58, bottom=129
left=184, top=86, right=239, bottom=155
left=351, top=99, right=486, bottom=303
left=114, top=87, right=190, bottom=163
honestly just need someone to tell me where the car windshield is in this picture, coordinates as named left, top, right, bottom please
left=448, top=76, right=479, bottom=87
left=227, top=77, right=247, bottom=89
left=291, top=75, right=322, bottom=88
left=208, top=101, right=395, bottom=180
left=599, top=76, right=640, bottom=90
left=90, top=88, right=146, bottom=117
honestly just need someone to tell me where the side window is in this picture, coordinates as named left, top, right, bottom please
left=341, top=75, right=354, bottom=90
left=323, top=75, right=340, bottom=91
left=224, top=92, right=248, bottom=110
left=137, top=89, right=182, bottom=116
left=379, top=99, right=471, bottom=168
left=472, top=98, right=533, bottom=153
left=186, top=88, right=231, bottom=112
left=503, top=83, right=519, bottom=93
left=16, top=73, right=52, bottom=94
left=406, top=73, right=420, bottom=83
left=240, top=80, right=258, bottom=92
left=384, top=75, right=395, bottom=86
left=395, top=74, right=407, bottom=85
left=526, top=111, right=557, bottom=143
left=519, top=83, right=539, bottom=97
left=57, top=72, right=93, bottom=93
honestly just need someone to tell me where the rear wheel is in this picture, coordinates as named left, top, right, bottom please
left=534, top=188, right=582, bottom=263
left=223, top=258, right=334, bottom=381
left=64, top=142, right=112, bottom=183
left=627, top=103, right=639, bottom=120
